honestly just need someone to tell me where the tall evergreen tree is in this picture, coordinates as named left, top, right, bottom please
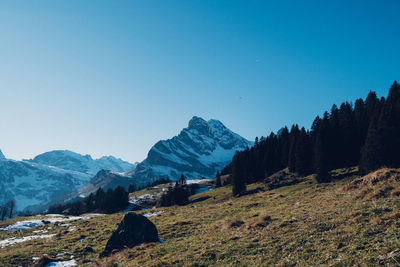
left=295, top=127, right=312, bottom=176
left=278, top=127, right=290, bottom=168
left=314, top=114, right=330, bottom=182
left=232, top=152, right=246, bottom=196
left=179, top=174, right=186, bottom=186
left=288, top=125, right=300, bottom=172
left=380, top=81, right=400, bottom=167
left=360, top=112, right=383, bottom=173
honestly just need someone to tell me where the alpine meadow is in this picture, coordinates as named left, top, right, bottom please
left=1, top=1, right=400, bottom=266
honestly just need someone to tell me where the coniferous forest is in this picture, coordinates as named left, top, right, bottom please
left=48, top=186, right=129, bottom=215
left=231, top=82, right=400, bottom=196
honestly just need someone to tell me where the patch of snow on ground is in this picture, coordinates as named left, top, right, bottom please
left=186, top=179, right=211, bottom=184
left=0, top=234, right=56, bottom=248
left=68, top=226, right=76, bottom=232
left=0, top=214, right=104, bottom=232
left=143, top=211, right=163, bottom=217
left=45, top=259, right=77, bottom=267
left=0, top=219, right=44, bottom=232
left=129, top=193, right=158, bottom=206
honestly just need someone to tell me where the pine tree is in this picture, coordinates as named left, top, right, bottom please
left=94, top=188, right=106, bottom=209
left=288, top=125, right=300, bottom=172
left=113, top=186, right=129, bottom=212
left=232, top=152, right=246, bottom=196
left=295, top=127, right=312, bottom=176
left=314, top=114, right=330, bottom=182
left=85, top=193, right=94, bottom=211
left=380, top=81, right=400, bottom=167
left=278, top=127, right=290, bottom=168
left=360, top=112, right=383, bottom=173
left=7, top=200, right=15, bottom=219
left=179, top=174, right=186, bottom=186
left=0, top=204, right=8, bottom=221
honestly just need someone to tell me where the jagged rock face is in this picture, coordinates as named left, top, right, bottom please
left=101, top=213, right=159, bottom=257
left=130, top=116, right=252, bottom=184
left=30, top=150, right=137, bottom=175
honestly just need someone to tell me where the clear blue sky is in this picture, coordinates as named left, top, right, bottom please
left=1, top=1, right=399, bottom=163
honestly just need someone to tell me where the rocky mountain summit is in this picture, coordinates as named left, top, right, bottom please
left=129, top=116, right=252, bottom=184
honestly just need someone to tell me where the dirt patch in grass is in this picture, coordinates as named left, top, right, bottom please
left=245, top=214, right=272, bottom=229
left=213, top=219, right=245, bottom=231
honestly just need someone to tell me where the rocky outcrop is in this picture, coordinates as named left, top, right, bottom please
left=101, top=213, right=159, bottom=257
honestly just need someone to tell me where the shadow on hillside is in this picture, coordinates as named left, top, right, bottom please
left=243, top=187, right=266, bottom=196
left=190, top=196, right=211, bottom=204
left=330, top=166, right=359, bottom=180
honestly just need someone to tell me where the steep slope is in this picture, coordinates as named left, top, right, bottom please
left=30, top=150, right=137, bottom=175
left=129, top=116, right=252, bottom=184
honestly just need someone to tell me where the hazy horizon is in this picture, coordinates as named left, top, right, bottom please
left=1, top=1, right=399, bottom=162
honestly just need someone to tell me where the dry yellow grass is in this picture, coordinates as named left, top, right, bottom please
left=1, top=167, right=400, bottom=266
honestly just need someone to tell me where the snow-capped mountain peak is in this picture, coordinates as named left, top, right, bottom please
left=129, top=116, right=252, bottom=184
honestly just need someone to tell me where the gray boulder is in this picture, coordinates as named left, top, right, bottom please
left=101, top=213, right=159, bottom=257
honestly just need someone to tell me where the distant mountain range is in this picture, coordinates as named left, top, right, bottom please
left=0, top=150, right=136, bottom=212
left=29, top=150, right=137, bottom=175
left=0, top=116, right=252, bottom=212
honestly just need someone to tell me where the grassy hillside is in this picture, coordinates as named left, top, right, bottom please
left=2, top=168, right=400, bottom=266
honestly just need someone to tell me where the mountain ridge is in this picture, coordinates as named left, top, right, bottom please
left=29, top=150, right=137, bottom=175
